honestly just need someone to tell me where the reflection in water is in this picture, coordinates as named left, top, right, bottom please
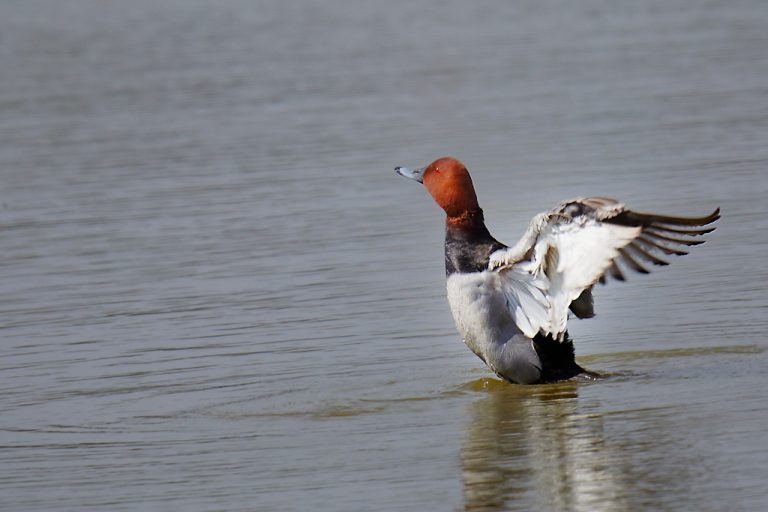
left=461, top=380, right=626, bottom=512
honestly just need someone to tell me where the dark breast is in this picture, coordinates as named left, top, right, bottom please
left=444, top=223, right=507, bottom=275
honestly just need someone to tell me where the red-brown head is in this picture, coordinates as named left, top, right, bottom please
left=395, top=157, right=480, bottom=219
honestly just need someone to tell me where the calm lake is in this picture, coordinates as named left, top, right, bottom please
left=1, top=0, right=767, bottom=510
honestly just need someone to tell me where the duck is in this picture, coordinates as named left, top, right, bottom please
left=395, top=157, right=719, bottom=384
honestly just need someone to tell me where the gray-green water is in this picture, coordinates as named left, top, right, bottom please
left=1, top=0, right=767, bottom=510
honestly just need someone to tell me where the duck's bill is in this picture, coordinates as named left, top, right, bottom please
left=395, top=166, right=424, bottom=183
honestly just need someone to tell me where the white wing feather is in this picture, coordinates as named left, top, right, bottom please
left=534, top=220, right=640, bottom=336
left=498, top=262, right=551, bottom=338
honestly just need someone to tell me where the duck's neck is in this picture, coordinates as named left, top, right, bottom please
left=444, top=208, right=507, bottom=275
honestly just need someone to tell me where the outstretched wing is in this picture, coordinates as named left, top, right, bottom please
left=490, top=197, right=719, bottom=339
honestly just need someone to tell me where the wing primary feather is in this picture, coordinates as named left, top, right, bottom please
left=643, top=230, right=706, bottom=246
left=646, top=224, right=716, bottom=236
left=606, top=208, right=720, bottom=229
left=627, top=242, right=669, bottom=266
left=618, top=248, right=651, bottom=274
left=634, top=208, right=720, bottom=227
left=637, top=235, right=689, bottom=256
left=608, top=260, right=625, bottom=281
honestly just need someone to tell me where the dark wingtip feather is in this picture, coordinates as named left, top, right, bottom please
left=637, top=235, right=689, bottom=256
left=596, top=206, right=718, bottom=287
left=627, top=242, right=669, bottom=266
left=647, top=224, right=717, bottom=236
left=644, top=230, right=707, bottom=246
left=609, top=260, right=625, bottom=281
left=618, top=248, right=651, bottom=274
left=648, top=207, right=721, bottom=227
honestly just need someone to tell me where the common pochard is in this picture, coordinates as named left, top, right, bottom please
left=396, top=157, right=719, bottom=384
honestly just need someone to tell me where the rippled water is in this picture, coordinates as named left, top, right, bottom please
left=1, top=0, right=767, bottom=510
